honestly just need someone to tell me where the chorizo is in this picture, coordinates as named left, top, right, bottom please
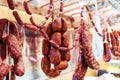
left=41, top=56, right=50, bottom=74
left=13, top=11, right=23, bottom=25
left=51, top=32, right=61, bottom=46
left=49, top=48, right=61, bottom=65
left=61, top=18, right=68, bottom=34
left=49, top=40, right=59, bottom=49
left=23, top=1, right=32, bottom=15
left=42, top=39, right=51, bottom=56
left=7, top=0, right=15, bottom=10
left=14, top=57, right=25, bottom=76
left=0, top=39, right=6, bottom=60
left=73, top=50, right=88, bottom=80
left=47, top=69, right=60, bottom=77
left=0, top=63, right=10, bottom=80
left=103, top=42, right=111, bottom=62
left=80, top=26, right=99, bottom=70
left=9, top=21, right=19, bottom=40
left=0, top=19, right=8, bottom=38
left=61, top=50, right=71, bottom=61
left=30, top=17, right=39, bottom=28
left=59, top=0, right=63, bottom=12
left=46, top=22, right=53, bottom=37
left=6, top=34, right=22, bottom=59
left=52, top=17, right=62, bottom=32
left=55, top=60, right=68, bottom=70
left=62, top=33, right=69, bottom=47
left=39, top=29, right=49, bottom=40
left=24, top=23, right=39, bottom=31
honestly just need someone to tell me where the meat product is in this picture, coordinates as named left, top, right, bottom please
left=9, top=21, right=19, bottom=40
left=42, top=39, right=51, bottom=56
left=73, top=50, right=88, bottom=80
left=6, top=34, right=22, bottom=59
left=47, top=68, right=60, bottom=77
left=7, top=0, right=15, bottom=10
left=41, top=16, right=70, bottom=77
left=49, top=40, right=59, bottom=49
left=61, top=50, right=71, bottom=61
left=49, top=48, right=61, bottom=65
left=0, top=19, right=8, bottom=38
left=14, top=57, right=25, bottom=76
left=0, top=39, right=6, bottom=61
left=59, top=0, right=63, bottom=12
left=55, top=60, right=68, bottom=70
left=62, top=33, right=69, bottom=47
left=0, top=63, right=10, bottom=80
left=61, top=18, right=68, bottom=34
left=110, top=32, right=117, bottom=51
left=103, top=42, right=111, bottom=62
left=24, top=23, right=39, bottom=31
left=23, top=1, right=32, bottom=15
left=45, top=9, right=51, bottom=20
left=80, top=25, right=99, bottom=70
left=13, top=11, right=23, bottom=25
left=39, top=29, right=49, bottom=40
left=41, top=56, right=50, bottom=74
left=49, top=0, right=53, bottom=9
left=51, top=32, right=61, bottom=46
left=30, top=16, right=40, bottom=28
left=102, top=32, right=111, bottom=62
left=46, top=22, right=53, bottom=37
left=11, top=70, right=16, bottom=80
left=52, top=17, right=62, bottom=32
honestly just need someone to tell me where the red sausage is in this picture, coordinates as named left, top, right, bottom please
left=14, top=58, right=25, bottom=76
left=7, top=0, right=15, bottom=10
left=30, top=16, right=40, bottom=28
left=23, top=1, right=32, bottom=15
left=13, top=11, right=23, bottom=25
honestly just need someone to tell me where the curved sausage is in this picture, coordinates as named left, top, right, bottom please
left=6, top=34, right=22, bottom=59
left=23, top=1, right=32, bottom=15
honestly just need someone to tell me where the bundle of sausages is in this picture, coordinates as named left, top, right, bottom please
left=0, top=19, right=25, bottom=80
left=41, top=17, right=71, bottom=77
left=103, top=28, right=120, bottom=62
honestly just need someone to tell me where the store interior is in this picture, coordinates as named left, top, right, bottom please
left=0, top=0, right=120, bottom=80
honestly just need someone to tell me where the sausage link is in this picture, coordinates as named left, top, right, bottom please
left=13, top=11, right=23, bottom=25
left=61, top=50, right=71, bottom=61
left=61, top=18, right=68, bottom=34
left=9, top=21, right=19, bottom=40
left=80, top=25, right=99, bottom=70
left=0, top=63, right=10, bottom=80
left=49, top=48, right=61, bottom=65
left=30, top=16, right=39, bottom=28
left=73, top=50, right=88, bottom=80
left=51, top=32, right=61, bottom=46
left=0, top=39, right=6, bottom=61
left=55, top=60, right=68, bottom=70
left=103, top=43, right=111, bottom=62
left=42, top=39, right=51, bottom=56
left=0, top=19, right=8, bottom=38
left=52, top=17, right=62, bottom=32
left=62, top=33, right=69, bottom=47
left=14, top=57, right=25, bottom=76
left=6, top=34, right=22, bottom=59
left=7, top=0, right=15, bottom=10
left=41, top=56, right=50, bottom=74
left=24, top=23, right=39, bottom=31
left=47, top=69, right=60, bottom=77
left=46, top=22, right=53, bottom=37
left=23, top=1, right=32, bottom=15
